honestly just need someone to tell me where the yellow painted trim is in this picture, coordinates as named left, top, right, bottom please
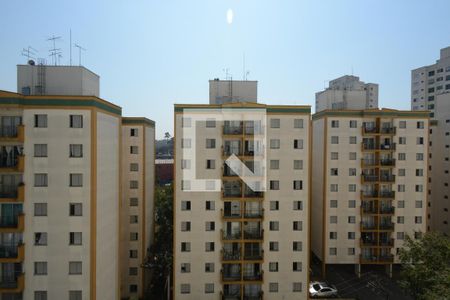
left=90, top=109, right=97, bottom=300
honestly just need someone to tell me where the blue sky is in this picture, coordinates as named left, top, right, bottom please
left=1, top=0, right=449, bottom=138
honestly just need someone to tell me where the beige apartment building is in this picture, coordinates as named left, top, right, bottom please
left=174, top=80, right=311, bottom=300
left=0, top=64, right=155, bottom=300
left=311, top=109, right=429, bottom=276
left=120, top=117, right=155, bottom=300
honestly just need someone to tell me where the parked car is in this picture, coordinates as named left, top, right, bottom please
left=309, top=281, right=338, bottom=298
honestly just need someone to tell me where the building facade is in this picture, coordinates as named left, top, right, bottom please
left=311, top=109, right=429, bottom=276
left=315, top=75, right=378, bottom=112
left=120, top=118, right=155, bottom=300
left=174, top=99, right=311, bottom=300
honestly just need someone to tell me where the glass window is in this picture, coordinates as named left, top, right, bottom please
left=69, top=144, right=83, bottom=157
left=34, top=115, right=47, bottom=128
left=34, top=262, right=48, bottom=275
left=70, top=174, right=83, bottom=187
left=34, top=144, right=47, bottom=157
left=294, top=119, right=304, bottom=128
left=270, top=118, right=280, bottom=128
left=34, top=203, right=47, bottom=216
left=34, top=173, right=48, bottom=187
left=70, top=115, right=83, bottom=128
left=69, top=232, right=82, bottom=245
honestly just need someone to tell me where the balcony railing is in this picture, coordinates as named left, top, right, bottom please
left=222, top=291, right=241, bottom=300
left=361, top=223, right=377, bottom=231
left=360, top=238, right=394, bottom=247
left=221, top=271, right=242, bottom=282
left=362, top=143, right=396, bottom=151
left=243, top=271, right=263, bottom=281
left=244, top=209, right=264, bottom=218
left=362, top=127, right=396, bottom=135
left=222, top=250, right=241, bottom=261
left=223, top=126, right=243, bottom=135
left=361, top=191, right=395, bottom=199
left=379, top=223, right=395, bottom=230
left=0, top=272, right=24, bottom=290
left=223, top=150, right=244, bottom=157
left=223, top=189, right=242, bottom=198
left=380, top=207, right=395, bottom=214
left=222, top=209, right=242, bottom=219
left=243, top=230, right=264, bottom=240
left=360, top=254, right=394, bottom=263
left=0, top=216, right=20, bottom=228
left=222, top=230, right=242, bottom=240
left=243, top=292, right=263, bottom=300
left=362, top=175, right=378, bottom=182
left=243, top=191, right=264, bottom=198
left=0, top=244, right=19, bottom=258
left=379, top=175, right=395, bottom=182
left=243, top=249, right=264, bottom=260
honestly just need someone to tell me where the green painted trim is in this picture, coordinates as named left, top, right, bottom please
left=122, top=118, right=155, bottom=127
left=0, top=97, right=122, bottom=115
left=312, top=110, right=430, bottom=120
left=267, top=107, right=310, bottom=113
left=174, top=106, right=310, bottom=113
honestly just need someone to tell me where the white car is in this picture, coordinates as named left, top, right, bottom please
left=309, top=281, right=338, bottom=298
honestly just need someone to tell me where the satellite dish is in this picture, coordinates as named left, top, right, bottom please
left=28, top=60, right=35, bottom=65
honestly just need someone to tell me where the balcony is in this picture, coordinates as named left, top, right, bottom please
left=244, top=209, right=264, bottom=219
left=0, top=243, right=25, bottom=262
left=243, top=271, right=263, bottom=281
left=221, top=290, right=241, bottom=300
left=222, top=250, right=241, bottom=261
left=361, top=159, right=396, bottom=167
left=361, top=190, right=395, bottom=199
left=0, top=155, right=25, bottom=172
left=243, top=191, right=264, bottom=199
left=243, top=291, right=263, bottom=300
left=0, top=272, right=24, bottom=292
left=243, top=230, right=263, bottom=240
left=222, top=230, right=242, bottom=240
left=243, top=249, right=263, bottom=261
left=223, top=149, right=244, bottom=157
left=360, top=222, right=377, bottom=231
left=223, top=125, right=244, bottom=135
left=222, top=209, right=242, bottom=219
left=362, top=174, right=378, bottom=182
left=360, top=238, right=394, bottom=247
left=223, top=188, right=242, bottom=198
left=379, top=223, right=395, bottom=231
left=380, top=206, right=395, bottom=215
left=362, top=126, right=396, bottom=135
left=0, top=214, right=25, bottom=233
left=361, top=205, right=378, bottom=214
left=0, top=125, right=24, bottom=142
left=221, top=271, right=242, bottom=282
left=0, top=184, right=24, bottom=202
left=360, top=254, right=394, bottom=264
left=362, top=143, right=396, bottom=151
left=379, top=174, right=395, bottom=183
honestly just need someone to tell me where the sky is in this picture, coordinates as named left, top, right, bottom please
left=1, top=0, right=449, bottom=138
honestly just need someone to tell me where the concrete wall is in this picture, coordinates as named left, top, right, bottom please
left=209, top=80, right=257, bottom=104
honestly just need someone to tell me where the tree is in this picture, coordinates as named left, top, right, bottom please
left=145, top=184, right=173, bottom=299
left=398, top=231, right=450, bottom=299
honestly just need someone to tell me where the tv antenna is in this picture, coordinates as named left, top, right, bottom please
left=74, top=44, right=86, bottom=66
left=223, top=68, right=232, bottom=80
left=47, top=35, right=62, bottom=65
left=21, top=46, right=38, bottom=62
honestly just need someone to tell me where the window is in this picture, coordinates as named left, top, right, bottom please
left=270, top=118, right=280, bottom=128
left=330, top=216, right=338, bottom=224
left=34, top=114, right=47, bottom=128
left=331, top=120, right=339, bottom=128
left=129, top=163, right=139, bottom=172
left=417, top=121, right=424, bottom=129
left=330, top=168, right=338, bottom=176
left=270, top=139, right=280, bottom=149
left=397, top=216, right=404, bottom=224
left=270, top=180, right=280, bottom=190
left=399, top=137, right=406, bottom=144
left=130, top=180, right=138, bottom=189
left=181, top=201, right=191, bottom=211
left=293, top=262, right=302, bottom=272
left=398, top=169, right=406, bottom=176
left=206, top=119, right=216, bottom=128
left=180, top=284, right=190, bottom=294
left=34, top=232, right=47, bottom=245
left=415, top=201, right=423, bottom=208
left=269, top=283, right=278, bottom=292
left=348, top=248, right=355, bottom=255
left=206, top=159, right=215, bottom=169
left=70, top=115, right=83, bottom=128
left=70, top=174, right=83, bottom=187
left=129, top=250, right=138, bottom=258
left=349, top=136, right=357, bottom=144
left=35, top=262, right=47, bottom=275
left=181, top=263, right=190, bottom=273
left=293, top=160, right=303, bottom=170
left=416, top=169, right=423, bottom=176
left=348, top=184, right=356, bottom=192
left=205, top=283, right=214, bottom=294
left=181, top=242, right=190, bottom=252
left=348, top=200, right=356, bottom=208
left=69, top=144, right=83, bottom=157
left=34, top=203, right=47, bottom=216
left=330, top=184, right=338, bottom=192
left=35, top=291, right=47, bottom=300
left=294, top=139, right=303, bottom=149
left=398, top=185, right=405, bottom=192
left=34, top=173, right=48, bottom=187
left=415, top=232, right=423, bottom=239
left=330, top=200, right=338, bottom=208
left=416, top=185, right=423, bottom=192
left=416, top=153, right=424, bottom=161
left=181, top=159, right=190, bottom=169
left=206, top=139, right=216, bottom=149
left=34, top=144, right=47, bottom=157
left=129, top=267, right=138, bottom=275
left=293, top=221, right=303, bottom=231
left=130, top=128, right=138, bottom=136
left=293, top=201, right=303, bottom=210
left=269, top=241, right=279, bottom=251
left=417, top=137, right=424, bottom=145
left=349, top=152, right=357, bottom=160
left=398, top=200, right=405, bottom=208
left=294, top=119, right=304, bottom=128
left=181, top=139, right=191, bottom=148
left=130, top=232, right=138, bottom=241
left=270, top=221, right=279, bottom=231
left=415, top=216, right=423, bottom=224
left=129, top=285, right=138, bottom=293
left=69, top=232, right=82, bottom=245
left=331, top=152, right=339, bottom=160
left=206, top=201, right=215, bottom=211
left=130, top=146, right=139, bottom=154
left=205, top=221, right=215, bottom=231
left=397, top=232, right=405, bottom=240
left=205, top=242, right=215, bottom=252
left=399, top=121, right=406, bottom=128
left=181, top=221, right=191, bottom=232
left=205, top=263, right=214, bottom=272
left=293, top=180, right=303, bottom=190
left=331, top=136, right=339, bottom=144
left=69, top=203, right=82, bottom=216
left=293, top=241, right=302, bottom=251
left=130, top=215, right=138, bottom=223
left=270, top=201, right=279, bottom=211
left=348, top=216, right=356, bottom=224
left=329, top=248, right=337, bottom=255
left=348, top=232, right=355, bottom=240
left=181, top=117, right=191, bottom=128
left=270, top=160, right=279, bottom=170
left=269, top=262, right=278, bottom=272
left=330, top=232, right=337, bottom=239
left=398, top=153, right=406, bottom=161
left=293, top=282, right=302, bottom=292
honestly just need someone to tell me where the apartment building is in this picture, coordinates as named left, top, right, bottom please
left=174, top=80, right=311, bottom=300
left=120, top=118, right=155, bottom=300
left=315, top=75, right=378, bottom=112
left=411, top=46, right=450, bottom=117
left=0, top=63, right=155, bottom=300
left=311, top=109, right=429, bottom=277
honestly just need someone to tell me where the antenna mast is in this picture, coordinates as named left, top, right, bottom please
left=47, top=35, right=62, bottom=65
left=74, top=43, right=86, bottom=66
left=21, top=46, right=37, bottom=62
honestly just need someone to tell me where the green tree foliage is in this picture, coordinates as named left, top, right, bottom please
left=146, top=184, right=173, bottom=299
left=399, top=231, right=450, bottom=299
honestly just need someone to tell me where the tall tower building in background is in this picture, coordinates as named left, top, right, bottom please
left=412, top=46, right=450, bottom=235
left=315, top=75, right=378, bottom=112
left=312, top=109, right=429, bottom=277
left=0, top=63, right=155, bottom=300
left=174, top=80, right=310, bottom=299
